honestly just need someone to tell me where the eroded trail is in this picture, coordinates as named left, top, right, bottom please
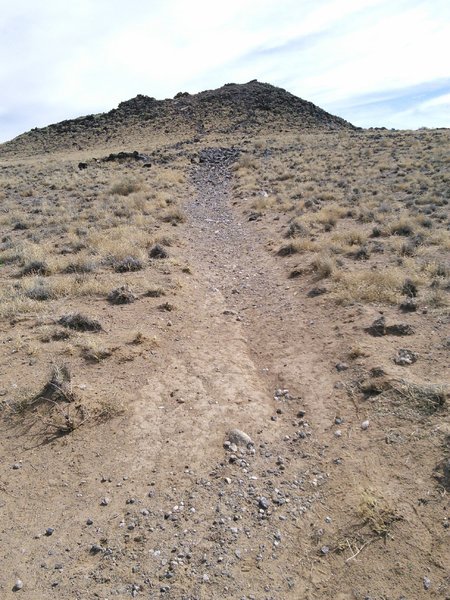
left=185, top=150, right=337, bottom=433
left=123, top=150, right=344, bottom=598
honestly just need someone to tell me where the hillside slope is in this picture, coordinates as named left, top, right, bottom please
left=0, top=80, right=355, bottom=157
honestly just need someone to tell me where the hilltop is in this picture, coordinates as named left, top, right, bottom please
left=0, top=80, right=354, bottom=157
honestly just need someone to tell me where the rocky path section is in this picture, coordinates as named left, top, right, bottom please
left=106, top=147, right=344, bottom=599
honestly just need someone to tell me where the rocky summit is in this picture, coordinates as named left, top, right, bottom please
left=0, top=80, right=354, bottom=157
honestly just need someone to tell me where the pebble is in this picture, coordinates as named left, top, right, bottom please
left=86, top=518, right=93, bottom=525
left=423, top=576, right=431, bottom=590
left=334, top=430, right=342, bottom=438
left=320, top=546, right=330, bottom=555
left=45, top=528, right=54, bottom=536
left=100, top=497, right=110, bottom=506
left=361, top=420, right=370, bottom=430
left=13, top=579, right=23, bottom=591
left=228, top=429, right=253, bottom=447
left=335, top=362, right=349, bottom=372
left=335, top=417, right=343, bottom=425
left=12, top=463, right=21, bottom=470
left=258, top=497, right=269, bottom=510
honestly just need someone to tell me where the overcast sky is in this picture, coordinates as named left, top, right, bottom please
left=1, top=0, right=449, bottom=142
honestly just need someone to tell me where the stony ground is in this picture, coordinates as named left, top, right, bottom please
left=0, top=132, right=449, bottom=599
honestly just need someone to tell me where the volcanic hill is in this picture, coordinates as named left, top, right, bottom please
left=0, top=80, right=355, bottom=157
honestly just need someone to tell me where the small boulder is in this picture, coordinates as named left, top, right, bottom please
left=227, top=428, right=253, bottom=447
left=367, top=316, right=386, bottom=336
left=386, top=323, right=415, bottom=336
left=394, top=348, right=418, bottom=366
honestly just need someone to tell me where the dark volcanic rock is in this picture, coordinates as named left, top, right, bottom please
left=1, top=80, right=356, bottom=157
left=367, top=316, right=386, bottom=336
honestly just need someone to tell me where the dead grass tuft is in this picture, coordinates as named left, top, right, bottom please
left=58, top=313, right=103, bottom=332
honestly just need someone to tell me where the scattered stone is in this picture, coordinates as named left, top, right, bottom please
left=366, top=317, right=414, bottom=337
left=258, top=497, right=269, bottom=510
left=78, top=162, right=88, bottom=170
left=228, top=429, right=253, bottom=447
left=335, top=362, right=348, bottom=372
left=334, top=430, right=342, bottom=438
left=100, top=497, right=110, bottom=506
left=13, top=579, right=23, bottom=591
left=386, top=323, right=415, bottom=336
left=86, top=518, right=93, bottom=525
left=320, top=546, right=329, bottom=555
left=366, top=316, right=386, bottom=336
left=334, top=417, right=343, bottom=425
left=198, top=147, right=240, bottom=166
left=307, top=287, right=327, bottom=297
left=423, top=576, right=431, bottom=590
left=45, top=528, right=54, bottom=536
left=361, top=420, right=370, bottom=430
left=103, top=150, right=150, bottom=163
left=394, top=348, right=418, bottom=366
left=90, top=544, right=103, bottom=555
left=12, top=463, right=21, bottom=470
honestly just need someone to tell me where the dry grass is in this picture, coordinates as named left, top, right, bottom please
left=233, top=129, right=449, bottom=310
left=0, top=154, right=187, bottom=317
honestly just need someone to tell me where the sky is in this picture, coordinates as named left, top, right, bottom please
left=1, top=0, right=449, bottom=142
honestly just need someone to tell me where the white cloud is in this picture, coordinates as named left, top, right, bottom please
left=0, top=0, right=449, bottom=142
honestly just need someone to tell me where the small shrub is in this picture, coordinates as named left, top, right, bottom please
left=108, top=285, right=136, bottom=305
left=113, top=256, right=144, bottom=272
left=311, top=254, right=335, bottom=279
left=277, top=243, right=299, bottom=257
left=21, top=260, right=51, bottom=276
left=149, top=244, right=169, bottom=259
left=390, top=219, right=415, bottom=236
left=25, top=280, right=56, bottom=301
left=58, top=313, right=102, bottom=332
left=110, top=178, right=142, bottom=196
left=145, top=287, right=165, bottom=297
left=63, top=260, right=96, bottom=274
left=161, top=209, right=185, bottom=225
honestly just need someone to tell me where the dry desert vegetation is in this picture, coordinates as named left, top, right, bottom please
left=0, top=81, right=449, bottom=599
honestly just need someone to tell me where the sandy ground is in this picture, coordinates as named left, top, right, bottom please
left=0, top=148, right=449, bottom=599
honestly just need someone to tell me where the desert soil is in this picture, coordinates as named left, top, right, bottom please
left=0, top=143, right=449, bottom=600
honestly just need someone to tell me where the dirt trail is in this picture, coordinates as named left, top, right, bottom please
left=185, top=151, right=337, bottom=431
left=131, top=150, right=338, bottom=473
